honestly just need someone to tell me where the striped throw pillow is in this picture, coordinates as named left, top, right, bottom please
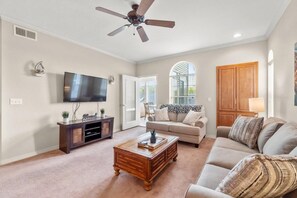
left=228, top=116, right=264, bottom=149
left=216, top=154, right=297, bottom=198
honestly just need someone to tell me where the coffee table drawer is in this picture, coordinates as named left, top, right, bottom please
left=167, top=143, right=177, bottom=159
left=152, top=152, right=166, bottom=175
left=115, top=152, right=146, bottom=178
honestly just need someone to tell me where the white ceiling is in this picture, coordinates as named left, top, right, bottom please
left=0, top=0, right=291, bottom=63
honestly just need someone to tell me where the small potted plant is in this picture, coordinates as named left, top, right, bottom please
left=100, top=108, right=105, bottom=118
left=62, top=111, right=69, bottom=123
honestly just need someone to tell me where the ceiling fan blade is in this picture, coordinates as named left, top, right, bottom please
left=136, top=0, right=155, bottom=16
left=95, top=7, right=127, bottom=19
left=136, top=26, right=149, bottom=42
left=145, top=19, right=175, bottom=28
left=108, top=25, right=130, bottom=36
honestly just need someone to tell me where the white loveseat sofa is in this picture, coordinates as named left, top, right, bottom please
left=146, top=104, right=208, bottom=147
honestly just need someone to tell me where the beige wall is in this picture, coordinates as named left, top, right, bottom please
left=268, top=0, right=297, bottom=121
left=0, top=20, right=135, bottom=164
left=137, top=41, right=268, bottom=137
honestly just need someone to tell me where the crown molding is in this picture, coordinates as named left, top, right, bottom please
left=136, top=36, right=267, bottom=65
left=265, top=0, right=291, bottom=38
left=0, top=15, right=136, bottom=64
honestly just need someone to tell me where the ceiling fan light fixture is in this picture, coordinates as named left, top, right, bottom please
left=95, top=0, right=174, bottom=42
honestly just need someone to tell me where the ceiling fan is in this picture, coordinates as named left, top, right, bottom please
left=95, top=0, right=175, bottom=42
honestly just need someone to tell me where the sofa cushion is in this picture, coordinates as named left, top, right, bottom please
left=257, top=122, right=284, bottom=153
left=186, top=185, right=233, bottom=198
left=206, top=147, right=253, bottom=170
left=183, top=110, right=203, bottom=126
left=228, top=116, right=264, bottom=149
left=146, top=121, right=171, bottom=131
left=168, top=112, right=177, bottom=122
left=168, top=122, right=200, bottom=136
left=263, top=123, right=297, bottom=155
left=263, top=117, right=286, bottom=128
left=154, top=107, right=170, bottom=121
left=214, top=137, right=259, bottom=154
left=177, top=113, right=187, bottom=122
left=216, top=154, right=297, bottom=198
left=217, top=126, right=232, bottom=138
left=197, top=164, right=230, bottom=190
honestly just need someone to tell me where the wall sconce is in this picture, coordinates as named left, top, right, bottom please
left=34, top=61, right=45, bottom=77
left=108, top=75, right=115, bottom=85
left=249, top=97, right=265, bottom=117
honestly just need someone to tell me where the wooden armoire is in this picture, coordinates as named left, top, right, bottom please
left=216, top=62, right=258, bottom=126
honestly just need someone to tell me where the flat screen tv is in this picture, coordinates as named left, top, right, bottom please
left=63, top=72, right=108, bottom=102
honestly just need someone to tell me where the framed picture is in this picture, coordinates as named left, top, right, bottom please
left=295, top=43, right=297, bottom=106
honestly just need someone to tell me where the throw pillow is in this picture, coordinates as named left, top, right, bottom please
left=154, top=107, right=170, bottom=121
left=177, top=113, right=187, bottom=122
left=216, top=154, right=297, bottom=198
left=228, top=116, right=264, bottom=149
left=263, top=123, right=297, bottom=155
left=290, top=147, right=297, bottom=156
left=182, top=110, right=203, bottom=126
left=257, top=122, right=284, bottom=153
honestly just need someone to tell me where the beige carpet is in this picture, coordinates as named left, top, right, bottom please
left=0, top=127, right=214, bottom=198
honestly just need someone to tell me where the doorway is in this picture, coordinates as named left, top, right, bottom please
left=121, top=75, right=157, bottom=130
left=139, top=76, right=157, bottom=126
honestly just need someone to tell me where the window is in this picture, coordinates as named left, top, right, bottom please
left=170, top=62, right=196, bottom=104
left=139, top=76, right=157, bottom=105
left=268, top=50, right=274, bottom=117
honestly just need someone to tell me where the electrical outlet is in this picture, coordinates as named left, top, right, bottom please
left=10, top=98, right=23, bottom=105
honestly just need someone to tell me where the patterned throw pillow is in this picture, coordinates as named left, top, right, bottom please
left=154, top=107, right=170, bottom=121
left=182, top=110, right=203, bottom=126
left=228, top=116, right=264, bottom=149
left=216, top=154, right=297, bottom=198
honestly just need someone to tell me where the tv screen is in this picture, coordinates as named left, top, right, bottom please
left=63, top=72, right=108, bottom=102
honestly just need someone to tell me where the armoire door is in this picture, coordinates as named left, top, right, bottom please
left=236, top=63, right=258, bottom=112
left=216, top=62, right=258, bottom=127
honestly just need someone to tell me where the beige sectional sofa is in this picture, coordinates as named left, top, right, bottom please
left=185, top=119, right=297, bottom=198
left=146, top=104, right=208, bottom=147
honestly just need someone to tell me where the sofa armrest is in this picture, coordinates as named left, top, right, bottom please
left=185, top=184, right=232, bottom=198
left=148, top=116, right=155, bottom=121
left=195, top=117, right=208, bottom=128
left=217, top=126, right=232, bottom=138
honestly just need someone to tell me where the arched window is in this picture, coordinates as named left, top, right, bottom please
left=268, top=50, right=274, bottom=117
left=169, top=61, right=196, bottom=104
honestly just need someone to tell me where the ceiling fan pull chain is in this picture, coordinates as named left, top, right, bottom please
left=133, top=27, right=136, bottom=36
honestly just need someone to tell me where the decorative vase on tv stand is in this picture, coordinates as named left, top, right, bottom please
left=100, top=108, right=105, bottom=118
left=62, top=111, right=69, bottom=123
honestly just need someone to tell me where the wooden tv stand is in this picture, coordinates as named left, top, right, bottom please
left=57, top=116, right=114, bottom=154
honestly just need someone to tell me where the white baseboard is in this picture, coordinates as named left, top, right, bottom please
left=0, top=128, right=126, bottom=165
left=113, top=128, right=121, bottom=133
left=0, top=145, right=59, bottom=165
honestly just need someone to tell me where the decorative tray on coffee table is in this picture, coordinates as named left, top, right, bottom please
left=138, top=137, right=168, bottom=150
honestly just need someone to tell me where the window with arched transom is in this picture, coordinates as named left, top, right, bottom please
left=169, top=61, right=196, bottom=104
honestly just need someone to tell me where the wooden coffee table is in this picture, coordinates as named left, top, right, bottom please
left=113, top=133, right=179, bottom=191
